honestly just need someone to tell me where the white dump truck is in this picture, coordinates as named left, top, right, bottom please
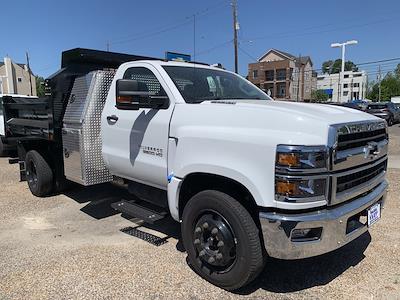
left=1, top=48, right=388, bottom=290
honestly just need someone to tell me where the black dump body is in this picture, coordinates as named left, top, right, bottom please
left=3, top=48, right=158, bottom=142
left=2, top=48, right=159, bottom=182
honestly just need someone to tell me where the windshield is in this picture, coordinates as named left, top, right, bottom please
left=163, top=66, right=271, bottom=103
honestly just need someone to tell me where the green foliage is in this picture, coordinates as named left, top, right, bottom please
left=36, top=76, right=45, bottom=97
left=367, top=64, right=400, bottom=101
left=311, top=90, right=329, bottom=102
left=322, top=59, right=358, bottom=74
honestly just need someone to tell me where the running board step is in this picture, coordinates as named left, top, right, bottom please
left=120, top=227, right=168, bottom=246
left=111, top=200, right=167, bottom=224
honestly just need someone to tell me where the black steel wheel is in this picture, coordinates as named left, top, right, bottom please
left=25, top=150, right=54, bottom=197
left=182, top=190, right=264, bottom=291
left=193, top=211, right=237, bottom=272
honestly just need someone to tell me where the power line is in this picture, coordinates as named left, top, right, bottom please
left=108, top=0, right=228, bottom=46
left=196, top=40, right=233, bottom=56
left=238, top=45, right=257, bottom=61
left=242, top=17, right=398, bottom=43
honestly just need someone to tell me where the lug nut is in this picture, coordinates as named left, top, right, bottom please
left=216, top=253, right=223, bottom=260
left=211, top=228, right=218, bottom=236
left=208, top=257, right=215, bottom=263
left=195, top=227, right=202, bottom=233
left=202, top=222, right=209, bottom=229
left=194, top=239, right=200, bottom=245
left=199, top=250, right=206, bottom=257
left=217, top=241, right=224, bottom=248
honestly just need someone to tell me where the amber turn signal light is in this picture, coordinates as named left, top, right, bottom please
left=277, top=153, right=300, bottom=167
left=276, top=181, right=299, bottom=195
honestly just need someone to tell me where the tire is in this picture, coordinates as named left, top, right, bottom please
left=182, top=190, right=264, bottom=291
left=25, top=150, right=54, bottom=197
left=0, top=138, right=8, bottom=157
left=388, top=117, right=394, bottom=126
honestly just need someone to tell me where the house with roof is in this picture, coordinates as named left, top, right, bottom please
left=0, top=57, right=36, bottom=96
left=248, top=49, right=316, bottom=101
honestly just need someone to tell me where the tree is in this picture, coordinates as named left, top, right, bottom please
left=367, top=71, right=400, bottom=101
left=36, top=76, right=45, bottom=97
left=322, top=60, right=334, bottom=74
left=395, top=63, right=400, bottom=78
left=311, top=90, right=329, bottom=102
left=321, top=59, right=358, bottom=74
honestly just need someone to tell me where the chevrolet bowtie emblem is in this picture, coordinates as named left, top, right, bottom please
left=364, top=141, right=380, bottom=159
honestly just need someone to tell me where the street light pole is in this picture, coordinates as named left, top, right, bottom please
left=331, top=40, right=358, bottom=103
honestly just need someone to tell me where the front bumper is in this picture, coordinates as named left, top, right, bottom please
left=259, top=180, right=388, bottom=260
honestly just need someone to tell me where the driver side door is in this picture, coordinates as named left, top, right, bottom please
left=102, top=64, right=174, bottom=189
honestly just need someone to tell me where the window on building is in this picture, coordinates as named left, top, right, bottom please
left=276, top=83, right=286, bottom=97
left=353, top=74, right=362, bottom=77
left=17, top=77, right=22, bottom=82
left=276, top=69, right=286, bottom=81
left=289, top=68, right=293, bottom=80
left=252, top=70, right=258, bottom=78
left=344, top=74, right=349, bottom=78
left=264, top=83, right=274, bottom=97
left=343, top=91, right=349, bottom=96
left=265, top=70, right=274, bottom=81
left=353, top=83, right=360, bottom=87
left=343, top=84, right=349, bottom=88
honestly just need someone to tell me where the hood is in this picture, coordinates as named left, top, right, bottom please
left=209, top=99, right=378, bottom=124
left=171, top=99, right=382, bottom=146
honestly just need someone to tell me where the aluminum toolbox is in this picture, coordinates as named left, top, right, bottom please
left=62, top=70, right=115, bottom=185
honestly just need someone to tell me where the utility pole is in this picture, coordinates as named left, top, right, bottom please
left=378, top=65, right=382, bottom=102
left=193, top=14, right=196, bottom=62
left=232, top=0, right=239, bottom=73
left=26, top=51, right=33, bottom=96
left=296, top=54, right=301, bottom=102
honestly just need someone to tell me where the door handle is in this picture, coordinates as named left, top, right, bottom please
left=107, top=115, right=119, bottom=122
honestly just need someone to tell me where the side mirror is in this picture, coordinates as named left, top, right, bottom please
left=116, top=79, right=169, bottom=110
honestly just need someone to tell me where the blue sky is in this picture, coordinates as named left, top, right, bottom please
left=2, top=0, right=399, bottom=78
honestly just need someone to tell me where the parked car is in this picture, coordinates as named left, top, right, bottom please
left=326, top=102, right=363, bottom=110
left=366, top=102, right=400, bottom=126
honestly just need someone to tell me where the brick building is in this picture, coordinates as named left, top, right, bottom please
left=248, top=49, right=316, bottom=101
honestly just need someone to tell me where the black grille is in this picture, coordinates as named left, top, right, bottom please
left=336, top=161, right=386, bottom=193
left=337, top=128, right=386, bottom=151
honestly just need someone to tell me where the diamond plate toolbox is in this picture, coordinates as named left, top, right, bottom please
left=62, top=70, right=115, bottom=185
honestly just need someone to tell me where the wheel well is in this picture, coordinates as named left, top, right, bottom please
left=178, top=173, right=260, bottom=227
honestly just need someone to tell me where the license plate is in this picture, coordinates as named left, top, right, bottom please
left=367, top=203, right=381, bottom=227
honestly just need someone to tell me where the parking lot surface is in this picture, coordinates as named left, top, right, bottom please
left=0, top=125, right=399, bottom=300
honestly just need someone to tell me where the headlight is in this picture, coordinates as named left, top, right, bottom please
left=275, top=176, right=328, bottom=202
left=275, top=145, right=329, bottom=203
left=276, top=145, right=328, bottom=172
